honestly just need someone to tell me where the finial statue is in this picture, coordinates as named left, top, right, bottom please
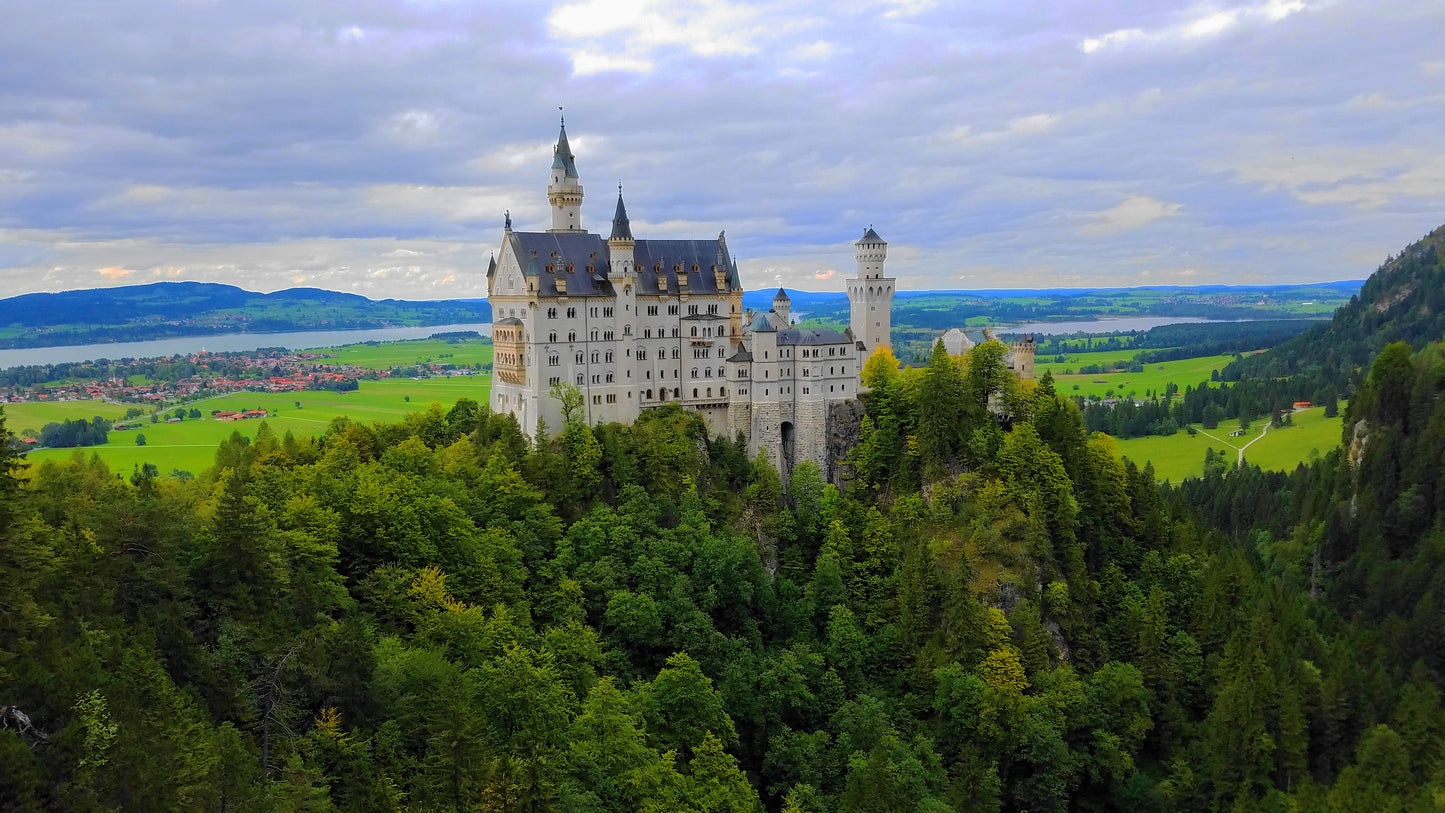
left=559, top=105, right=564, bottom=126
left=504, top=209, right=512, bottom=230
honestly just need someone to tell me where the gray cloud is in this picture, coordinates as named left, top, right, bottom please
left=1, top=0, right=1442, bottom=300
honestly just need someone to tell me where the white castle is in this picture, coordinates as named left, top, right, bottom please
left=486, top=120, right=897, bottom=473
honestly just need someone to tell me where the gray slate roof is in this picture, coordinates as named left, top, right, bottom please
left=855, top=227, right=885, bottom=244
left=506, top=230, right=743, bottom=299
left=727, top=345, right=753, bottom=362
left=552, top=124, right=578, bottom=178
left=610, top=191, right=633, bottom=241
left=748, top=312, right=776, bottom=332
left=778, top=327, right=851, bottom=346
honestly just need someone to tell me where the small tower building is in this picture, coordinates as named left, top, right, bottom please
left=846, top=227, right=895, bottom=354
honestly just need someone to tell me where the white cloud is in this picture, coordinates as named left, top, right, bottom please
left=1081, top=196, right=1183, bottom=235
left=1082, top=0, right=1320, bottom=53
left=572, top=51, right=655, bottom=74
left=1008, top=113, right=1057, bottom=135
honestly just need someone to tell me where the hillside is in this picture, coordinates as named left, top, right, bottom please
left=1225, top=223, right=1445, bottom=388
left=0, top=282, right=493, bottom=349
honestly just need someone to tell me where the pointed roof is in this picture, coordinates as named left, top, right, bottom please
left=610, top=187, right=633, bottom=241
left=855, top=226, right=885, bottom=245
left=773, top=287, right=790, bottom=302
left=552, top=121, right=579, bottom=179
left=748, top=312, right=776, bottom=333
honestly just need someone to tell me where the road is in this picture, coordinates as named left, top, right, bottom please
left=1197, top=422, right=1271, bottom=464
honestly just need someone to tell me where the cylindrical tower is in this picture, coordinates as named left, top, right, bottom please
left=846, top=226, right=896, bottom=354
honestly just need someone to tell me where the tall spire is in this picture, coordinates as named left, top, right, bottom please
left=610, top=182, right=633, bottom=241
left=552, top=110, right=578, bottom=179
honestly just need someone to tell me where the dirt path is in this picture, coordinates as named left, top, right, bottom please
left=1196, top=423, right=1270, bottom=464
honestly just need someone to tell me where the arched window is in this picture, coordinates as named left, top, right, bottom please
left=591, top=329, right=599, bottom=341
left=693, top=388, right=698, bottom=398
left=691, top=327, right=698, bottom=337
left=568, top=331, right=576, bottom=342
left=673, top=388, right=680, bottom=398
left=720, top=387, right=727, bottom=396
left=706, top=388, right=712, bottom=397
left=548, top=331, right=557, bottom=342
left=691, top=368, right=698, bottom=377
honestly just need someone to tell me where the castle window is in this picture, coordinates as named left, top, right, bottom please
left=707, top=388, right=712, bottom=397
left=624, top=325, right=631, bottom=335
left=547, top=308, right=557, bottom=319
left=604, top=330, right=614, bottom=340
left=717, top=367, right=724, bottom=377
left=644, top=328, right=652, bottom=338
left=691, top=368, right=698, bottom=377
left=646, top=370, right=651, bottom=379
left=592, top=375, right=600, bottom=384
left=606, top=373, right=614, bottom=383
left=591, top=330, right=599, bottom=341
left=647, top=305, right=658, bottom=316
left=803, top=369, right=809, bottom=377
left=672, top=328, right=679, bottom=337
left=708, top=304, right=718, bottom=314
left=592, top=352, right=599, bottom=363
left=691, top=327, right=698, bottom=337
left=576, top=374, right=584, bottom=384
left=549, top=331, right=557, bottom=342
left=548, top=355, right=559, bottom=366
left=603, top=307, right=613, bottom=317
left=693, top=388, right=698, bottom=398
left=605, top=351, right=613, bottom=362
left=764, top=351, right=768, bottom=359
left=689, top=304, right=699, bottom=315
left=568, top=331, right=576, bottom=342
left=638, top=349, right=647, bottom=360
left=672, top=348, right=679, bottom=359
left=704, top=369, right=712, bottom=378
left=575, top=352, right=583, bottom=363
left=550, top=376, right=560, bottom=386
left=567, top=308, right=577, bottom=318
left=803, top=387, right=809, bottom=394
left=668, top=305, right=679, bottom=315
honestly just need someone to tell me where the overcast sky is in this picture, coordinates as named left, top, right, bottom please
left=0, top=0, right=1441, bottom=301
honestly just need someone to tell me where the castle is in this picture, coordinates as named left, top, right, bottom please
left=486, top=120, right=896, bottom=474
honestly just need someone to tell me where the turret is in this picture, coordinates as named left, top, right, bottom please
left=845, top=226, right=896, bottom=354
left=547, top=116, right=584, bottom=232
left=854, top=226, right=887, bottom=278
left=772, top=287, right=791, bottom=325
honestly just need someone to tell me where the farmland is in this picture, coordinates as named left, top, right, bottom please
left=300, top=337, right=493, bottom=370
left=1113, top=405, right=1344, bottom=482
left=1035, top=351, right=1243, bottom=399
left=21, top=375, right=490, bottom=475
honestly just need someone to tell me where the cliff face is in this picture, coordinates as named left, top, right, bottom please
left=826, top=398, right=866, bottom=487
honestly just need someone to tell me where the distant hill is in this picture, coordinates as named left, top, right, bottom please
left=0, top=282, right=492, bottom=350
left=746, top=281, right=1360, bottom=329
left=1225, top=223, right=1445, bottom=389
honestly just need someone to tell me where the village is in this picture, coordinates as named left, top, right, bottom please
left=0, top=348, right=396, bottom=408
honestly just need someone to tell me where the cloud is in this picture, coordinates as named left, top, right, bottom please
left=0, top=0, right=1440, bottom=301
left=96, top=266, right=134, bottom=279
left=812, top=268, right=836, bottom=280
left=1082, top=0, right=1318, bottom=54
left=1081, top=196, right=1183, bottom=235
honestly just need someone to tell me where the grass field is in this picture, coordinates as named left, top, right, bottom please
left=1, top=400, right=135, bottom=434
left=301, top=338, right=493, bottom=370
left=1036, top=351, right=1242, bottom=399
left=21, top=376, right=491, bottom=475
left=1114, top=405, right=1344, bottom=482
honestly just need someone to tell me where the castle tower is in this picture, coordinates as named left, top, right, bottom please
left=846, top=226, right=895, bottom=353
left=772, top=287, right=791, bottom=325
left=1011, top=336, right=1036, bottom=380
left=547, top=117, right=584, bottom=232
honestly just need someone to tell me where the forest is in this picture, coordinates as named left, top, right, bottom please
left=4, top=310, right=1445, bottom=811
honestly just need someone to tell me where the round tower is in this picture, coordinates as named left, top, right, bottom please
left=846, top=226, right=896, bottom=354
left=854, top=226, right=888, bottom=278
left=772, top=287, right=791, bottom=325
left=547, top=116, right=584, bottom=232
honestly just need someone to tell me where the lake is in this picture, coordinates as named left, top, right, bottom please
left=998, top=316, right=1230, bottom=336
left=0, top=323, right=494, bottom=369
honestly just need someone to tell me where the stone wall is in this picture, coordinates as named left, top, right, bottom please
left=825, top=398, right=866, bottom=488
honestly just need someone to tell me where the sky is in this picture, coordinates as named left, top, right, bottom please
left=0, top=0, right=1441, bottom=301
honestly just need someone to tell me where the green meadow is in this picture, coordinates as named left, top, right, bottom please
left=1036, top=351, right=1242, bottom=399
left=300, top=337, right=493, bottom=370
left=22, top=376, right=491, bottom=475
left=1113, top=405, right=1344, bottom=482
left=1, top=400, right=135, bottom=434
